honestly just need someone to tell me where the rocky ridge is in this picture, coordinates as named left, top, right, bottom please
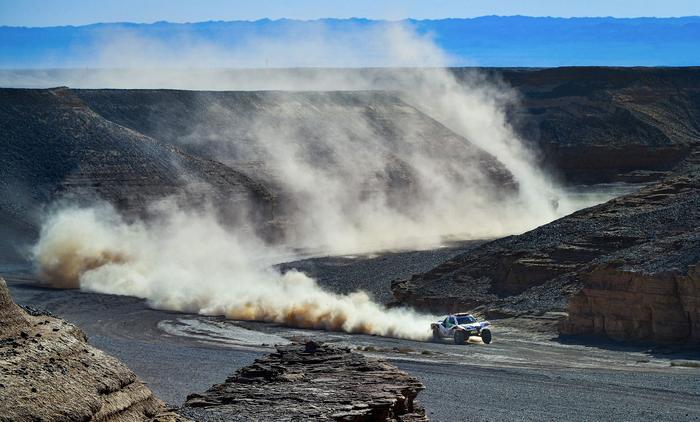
left=0, top=88, right=275, bottom=249
left=74, top=67, right=700, bottom=186
left=392, top=163, right=700, bottom=342
left=0, top=277, right=186, bottom=421
left=74, top=89, right=516, bottom=220
left=0, top=86, right=512, bottom=263
left=3, top=68, right=700, bottom=264
left=180, top=341, right=428, bottom=421
left=495, top=67, right=700, bottom=184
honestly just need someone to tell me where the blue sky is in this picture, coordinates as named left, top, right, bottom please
left=2, top=0, right=700, bottom=26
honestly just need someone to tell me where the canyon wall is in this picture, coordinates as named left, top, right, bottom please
left=0, top=277, right=185, bottom=421
left=496, top=67, right=700, bottom=184
left=561, top=263, right=700, bottom=342
left=4, top=67, right=700, bottom=263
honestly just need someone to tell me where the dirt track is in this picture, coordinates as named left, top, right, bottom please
left=6, top=252, right=700, bottom=421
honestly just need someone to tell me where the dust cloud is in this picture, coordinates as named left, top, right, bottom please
left=29, top=23, right=595, bottom=339
left=33, top=204, right=435, bottom=340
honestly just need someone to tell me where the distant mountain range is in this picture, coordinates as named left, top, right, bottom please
left=2, top=16, right=700, bottom=67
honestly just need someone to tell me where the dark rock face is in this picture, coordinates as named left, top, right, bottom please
left=0, top=87, right=274, bottom=249
left=4, top=68, right=699, bottom=257
left=492, top=67, right=700, bottom=184
left=561, top=262, right=700, bottom=343
left=74, top=68, right=700, bottom=186
left=0, top=277, right=186, bottom=421
left=392, top=166, right=700, bottom=342
left=73, top=89, right=516, bottom=208
left=180, top=341, right=428, bottom=421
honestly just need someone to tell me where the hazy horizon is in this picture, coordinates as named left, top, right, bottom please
left=4, top=15, right=700, bottom=28
left=3, top=17, right=700, bottom=68
left=3, top=0, right=700, bottom=25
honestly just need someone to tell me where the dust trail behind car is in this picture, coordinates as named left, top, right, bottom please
left=33, top=204, right=437, bottom=340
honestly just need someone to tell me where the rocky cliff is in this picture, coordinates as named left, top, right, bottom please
left=73, top=89, right=515, bottom=208
left=560, top=237, right=700, bottom=343
left=0, top=87, right=274, bottom=249
left=180, top=341, right=428, bottom=421
left=392, top=164, right=700, bottom=342
left=4, top=68, right=700, bottom=259
left=0, top=277, right=185, bottom=421
left=74, top=67, right=700, bottom=186
left=484, top=67, right=700, bottom=184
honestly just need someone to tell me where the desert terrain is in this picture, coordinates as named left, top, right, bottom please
left=2, top=67, right=700, bottom=421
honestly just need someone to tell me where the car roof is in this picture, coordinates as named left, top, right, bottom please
left=441, top=313, right=474, bottom=319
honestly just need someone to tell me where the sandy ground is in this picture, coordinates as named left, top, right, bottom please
left=5, top=245, right=700, bottom=421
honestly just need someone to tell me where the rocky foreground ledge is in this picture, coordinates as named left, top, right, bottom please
left=180, top=341, right=428, bottom=421
left=0, top=278, right=186, bottom=421
left=1, top=278, right=429, bottom=421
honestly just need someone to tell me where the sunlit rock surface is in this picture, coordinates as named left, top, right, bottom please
left=0, top=277, right=187, bottom=421
left=561, top=234, right=700, bottom=343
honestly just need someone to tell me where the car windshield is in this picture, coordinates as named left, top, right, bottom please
left=456, top=315, right=476, bottom=324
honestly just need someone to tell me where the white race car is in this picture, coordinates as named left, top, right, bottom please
left=431, top=313, right=492, bottom=344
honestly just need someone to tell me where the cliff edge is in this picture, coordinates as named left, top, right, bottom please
left=0, top=277, right=186, bottom=421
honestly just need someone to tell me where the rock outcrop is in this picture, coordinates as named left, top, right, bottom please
left=561, top=240, right=700, bottom=343
left=74, top=88, right=516, bottom=201
left=0, top=277, right=184, bottom=421
left=4, top=68, right=700, bottom=263
left=392, top=167, right=700, bottom=342
left=180, top=341, right=428, bottom=421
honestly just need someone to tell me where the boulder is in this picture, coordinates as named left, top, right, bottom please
left=180, top=341, right=428, bottom=421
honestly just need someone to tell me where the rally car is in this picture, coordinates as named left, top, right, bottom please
left=430, top=313, right=492, bottom=344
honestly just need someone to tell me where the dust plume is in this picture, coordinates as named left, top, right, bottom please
left=33, top=204, right=435, bottom=340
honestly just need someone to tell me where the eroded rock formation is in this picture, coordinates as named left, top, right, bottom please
left=393, top=168, right=700, bottom=342
left=180, top=341, right=428, bottom=421
left=0, top=277, right=185, bottom=421
left=0, top=87, right=513, bottom=263
left=74, top=67, right=700, bottom=187
left=4, top=68, right=700, bottom=264
left=561, top=240, right=700, bottom=342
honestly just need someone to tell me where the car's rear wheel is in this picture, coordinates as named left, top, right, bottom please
left=432, top=328, right=441, bottom=342
left=480, top=329, right=492, bottom=344
left=454, top=330, right=466, bottom=345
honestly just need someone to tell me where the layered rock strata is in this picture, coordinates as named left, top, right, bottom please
left=180, top=341, right=428, bottom=421
left=495, top=67, right=700, bottom=184
left=561, top=242, right=700, bottom=342
left=0, top=277, right=184, bottom=421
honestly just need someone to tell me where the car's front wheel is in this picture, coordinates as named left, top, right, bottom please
left=480, top=328, right=492, bottom=344
left=454, top=330, right=466, bottom=345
